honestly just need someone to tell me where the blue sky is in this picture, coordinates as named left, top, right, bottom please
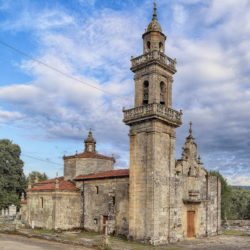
left=0, top=0, right=249, bottom=185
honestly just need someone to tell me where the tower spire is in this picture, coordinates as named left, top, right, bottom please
left=189, top=121, right=193, bottom=137
left=152, top=1, right=158, bottom=21
left=84, top=130, right=96, bottom=153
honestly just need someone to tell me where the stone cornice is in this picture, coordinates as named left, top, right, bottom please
left=123, top=103, right=182, bottom=127
left=131, top=51, right=177, bottom=74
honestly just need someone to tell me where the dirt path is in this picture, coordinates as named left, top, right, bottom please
left=1, top=232, right=250, bottom=250
left=0, top=233, right=94, bottom=250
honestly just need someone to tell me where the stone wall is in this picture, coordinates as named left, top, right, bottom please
left=169, top=172, right=221, bottom=242
left=26, top=190, right=81, bottom=230
left=20, top=203, right=28, bottom=223
left=64, top=158, right=76, bottom=180
left=81, top=177, right=129, bottom=236
left=224, top=220, right=250, bottom=226
left=64, top=157, right=114, bottom=180
left=207, top=175, right=221, bottom=235
left=75, top=158, right=113, bottom=177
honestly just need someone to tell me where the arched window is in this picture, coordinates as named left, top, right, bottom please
left=143, top=81, right=149, bottom=105
left=159, top=42, right=163, bottom=52
left=147, top=41, right=151, bottom=50
left=160, top=82, right=166, bottom=105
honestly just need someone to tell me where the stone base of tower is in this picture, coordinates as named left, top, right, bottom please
left=126, top=118, right=179, bottom=246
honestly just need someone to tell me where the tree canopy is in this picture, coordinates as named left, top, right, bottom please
left=0, top=139, right=26, bottom=209
left=27, top=171, right=48, bottom=185
left=210, top=170, right=250, bottom=220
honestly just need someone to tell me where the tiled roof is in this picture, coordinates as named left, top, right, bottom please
left=74, top=169, right=129, bottom=181
left=29, top=177, right=79, bottom=192
left=21, top=200, right=27, bottom=204
left=63, top=151, right=115, bottom=162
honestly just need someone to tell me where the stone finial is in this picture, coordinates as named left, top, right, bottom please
left=187, top=121, right=195, bottom=140
left=189, top=121, right=193, bottom=137
left=84, top=129, right=96, bottom=153
left=146, top=1, right=162, bottom=32
left=181, top=122, right=198, bottom=162
left=197, top=155, right=203, bottom=165
left=34, top=174, right=39, bottom=183
left=152, top=1, right=158, bottom=21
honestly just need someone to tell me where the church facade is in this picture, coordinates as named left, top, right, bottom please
left=21, top=4, right=221, bottom=245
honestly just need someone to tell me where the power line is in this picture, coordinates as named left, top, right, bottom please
left=21, top=153, right=62, bottom=166
left=0, top=39, right=112, bottom=95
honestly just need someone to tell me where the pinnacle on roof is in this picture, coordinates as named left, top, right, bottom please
left=146, top=1, right=162, bottom=33
left=152, top=1, right=158, bottom=21
left=84, top=129, right=96, bottom=153
left=84, top=129, right=96, bottom=143
left=187, top=121, right=194, bottom=140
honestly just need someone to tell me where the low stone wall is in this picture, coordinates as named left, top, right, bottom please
left=223, top=220, right=250, bottom=227
left=0, top=215, right=16, bottom=225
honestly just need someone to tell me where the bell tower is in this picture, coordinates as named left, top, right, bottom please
left=123, top=3, right=182, bottom=245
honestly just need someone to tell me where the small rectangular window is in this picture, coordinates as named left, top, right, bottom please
left=40, top=197, right=44, bottom=208
left=96, top=186, right=99, bottom=194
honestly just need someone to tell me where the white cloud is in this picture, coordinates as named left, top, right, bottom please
left=0, top=8, right=75, bottom=31
left=0, top=1, right=249, bottom=183
left=227, top=175, right=250, bottom=186
left=0, top=108, right=24, bottom=123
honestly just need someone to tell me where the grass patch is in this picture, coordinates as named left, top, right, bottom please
left=223, top=230, right=247, bottom=236
left=33, top=228, right=55, bottom=235
left=77, top=230, right=100, bottom=237
left=21, top=228, right=185, bottom=250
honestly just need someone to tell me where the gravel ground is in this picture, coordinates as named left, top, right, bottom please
left=0, top=233, right=94, bottom=250
left=1, top=231, right=250, bottom=250
left=171, top=235, right=250, bottom=250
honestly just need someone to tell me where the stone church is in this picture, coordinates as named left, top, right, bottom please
left=21, top=4, right=221, bottom=245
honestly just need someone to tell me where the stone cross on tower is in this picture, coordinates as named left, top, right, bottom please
left=123, top=2, right=182, bottom=245
left=188, top=121, right=193, bottom=139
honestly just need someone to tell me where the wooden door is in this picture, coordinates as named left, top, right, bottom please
left=187, top=211, right=195, bottom=237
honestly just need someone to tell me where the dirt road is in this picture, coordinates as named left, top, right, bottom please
left=0, top=233, right=94, bottom=250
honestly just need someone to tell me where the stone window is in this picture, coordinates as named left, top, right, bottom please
left=143, top=81, right=149, bottom=105
left=40, top=197, right=44, bottom=208
left=95, top=186, right=99, bottom=194
left=94, top=218, right=98, bottom=224
left=147, top=41, right=151, bottom=50
left=112, top=196, right=116, bottom=205
left=160, top=81, right=166, bottom=105
left=159, top=42, right=163, bottom=52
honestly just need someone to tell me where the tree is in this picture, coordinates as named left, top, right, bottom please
left=229, top=188, right=250, bottom=219
left=27, top=171, right=48, bottom=185
left=209, top=171, right=232, bottom=220
left=210, top=171, right=250, bottom=220
left=246, top=199, right=250, bottom=219
left=0, top=139, right=26, bottom=209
